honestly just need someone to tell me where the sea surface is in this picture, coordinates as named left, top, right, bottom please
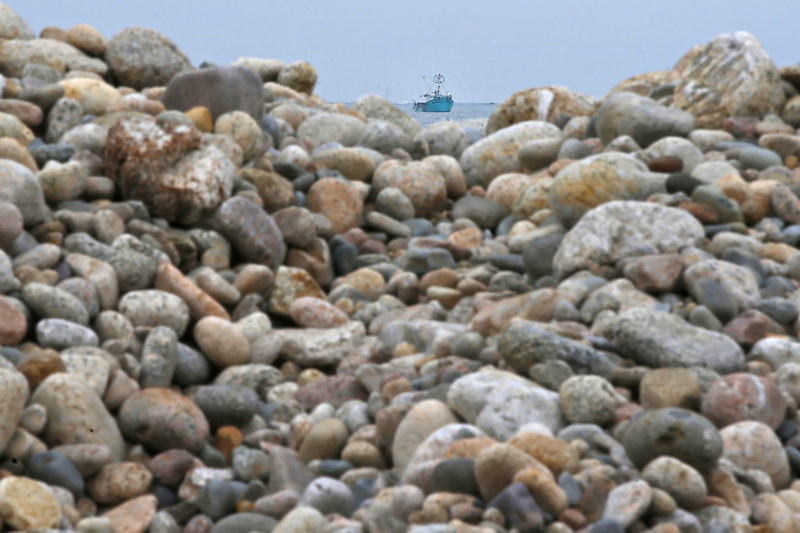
left=392, top=102, right=497, bottom=129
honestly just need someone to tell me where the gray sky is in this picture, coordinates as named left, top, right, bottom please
left=11, top=1, right=799, bottom=103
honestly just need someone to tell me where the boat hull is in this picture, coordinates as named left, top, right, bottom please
left=413, top=95, right=454, bottom=113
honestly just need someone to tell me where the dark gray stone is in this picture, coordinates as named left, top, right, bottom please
left=621, top=407, right=723, bottom=473
left=452, top=196, right=509, bottom=230
left=488, top=482, right=546, bottom=533
left=27, top=450, right=84, bottom=498
left=162, top=66, right=265, bottom=121
left=194, top=385, right=259, bottom=429
left=499, top=320, right=615, bottom=378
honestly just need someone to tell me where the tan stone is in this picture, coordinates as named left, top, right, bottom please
left=0, top=476, right=61, bottom=530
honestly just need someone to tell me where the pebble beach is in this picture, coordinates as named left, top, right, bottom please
left=3, top=4, right=800, bottom=533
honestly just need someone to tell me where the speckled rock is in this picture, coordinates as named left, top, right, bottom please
left=701, top=373, right=786, bottom=429
left=31, top=373, right=126, bottom=460
left=289, top=297, right=349, bottom=328
left=548, top=155, right=669, bottom=228
left=602, top=480, right=652, bottom=529
left=277, top=60, right=317, bottom=94
left=104, top=27, right=191, bottom=89
left=311, top=147, right=375, bottom=181
left=0, top=4, right=35, bottom=40
left=0, top=159, right=48, bottom=227
left=447, top=367, right=564, bottom=439
left=721, top=420, right=790, bottom=488
left=118, top=290, right=190, bottom=337
left=487, top=85, right=598, bottom=134
left=460, top=120, right=561, bottom=187
left=373, top=159, right=447, bottom=217
left=352, top=94, right=422, bottom=137
left=553, top=201, right=703, bottom=279
left=102, top=494, right=157, bottom=533
left=0, top=476, right=61, bottom=530
left=297, top=112, right=366, bottom=149
left=307, top=177, right=364, bottom=234
left=672, top=32, right=786, bottom=128
left=0, top=368, right=28, bottom=455
left=104, top=117, right=235, bottom=224
left=559, top=375, right=627, bottom=426
left=0, top=38, right=106, bottom=78
left=89, top=462, right=153, bottom=504
left=642, top=456, right=707, bottom=510
left=611, top=308, right=744, bottom=373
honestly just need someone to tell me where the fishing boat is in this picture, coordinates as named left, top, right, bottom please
left=413, top=74, right=454, bottom=113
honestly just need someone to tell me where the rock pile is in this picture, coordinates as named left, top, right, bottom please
left=2, top=5, right=800, bottom=533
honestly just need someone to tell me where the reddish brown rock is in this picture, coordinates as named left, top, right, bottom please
left=624, top=254, right=685, bottom=293
left=648, top=156, right=684, bottom=173
left=0, top=295, right=26, bottom=345
left=154, top=262, right=229, bottom=321
left=701, top=373, right=787, bottom=429
left=289, top=297, right=349, bottom=328
left=104, top=117, right=235, bottom=224
left=147, top=449, right=200, bottom=488
left=722, top=309, right=785, bottom=348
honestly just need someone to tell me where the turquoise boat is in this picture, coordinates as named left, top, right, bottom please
left=413, top=74, right=454, bottom=113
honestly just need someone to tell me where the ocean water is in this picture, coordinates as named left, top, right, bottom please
left=393, top=102, right=497, bottom=129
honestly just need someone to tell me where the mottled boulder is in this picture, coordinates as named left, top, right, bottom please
left=596, top=92, right=695, bottom=147
left=606, top=70, right=679, bottom=98
left=460, top=120, right=561, bottom=188
left=548, top=153, right=669, bottom=227
left=0, top=38, right=107, bottom=77
left=372, top=159, right=447, bottom=217
left=672, top=32, right=786, bottom=128
left=487, top=86, right=598, bottom=134
left=622, top=408, right=723, bottom=473
left=0, top=159, right=48, bottom=227
left=296, top=112, right=366, bottom=149
left=499, top=319, right=615, bottom=378
left=0, top=4, right=34, bottom=40
left=231, top=57, right=284, bottom=82
left=277, top=61, right=318, bottom=95
left=0, top=368, right=28, bottom=456
left=104, top=117, right=234, bottom=224
left=162, top=65, right=265, bottom=121
left=31, top=373, right=126, bottom=460
left=611, top=308, right=745, bottom=373
left=553, top=201, right=703, bottom=279
left=415, top=121, right=470, bottom=159
left=118, top=388, right=209, bottom=453
left=105, top=27, right=191, bottom=89
left=352, top=94, right=422, bottom=137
